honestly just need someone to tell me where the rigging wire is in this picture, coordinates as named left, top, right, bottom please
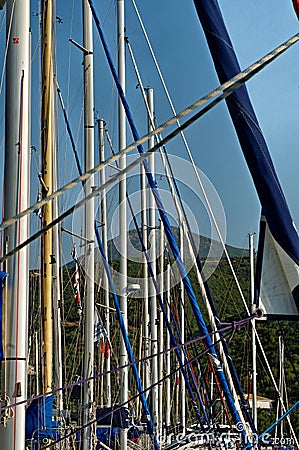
left=66, top=0, right=75, bottom=129
left=56, top=80, right=83, bottom=177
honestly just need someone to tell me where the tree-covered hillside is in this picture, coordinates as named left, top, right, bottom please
left=27, top=253, right=299, bottom=436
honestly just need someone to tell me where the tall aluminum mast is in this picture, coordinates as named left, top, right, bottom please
left=147, top=87, right=159, bottom=431
left=0, top=0, right=31, bottom=448
left=82, top=0, right=95, bottom=447
left=249, top=233, right=257, bottom=429
left=118, top=2, right=128, bottom=450
left=98, top=118, right=111, bottom=407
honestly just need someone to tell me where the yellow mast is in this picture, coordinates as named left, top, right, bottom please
left=41, top=0, right=53, bottom=394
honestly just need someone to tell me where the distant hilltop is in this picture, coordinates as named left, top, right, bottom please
left=64, top=227, right=249, bottom=270
left=107, top=227, right=249, bottom=261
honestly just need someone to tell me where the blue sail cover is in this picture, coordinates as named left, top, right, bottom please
left=25, top=395, right=58, bottom=441
left=193, top=0, right=299, bottom=319
left=0, top=270, right=7, bottom=360
left=96, top=406, right=130, bottom=428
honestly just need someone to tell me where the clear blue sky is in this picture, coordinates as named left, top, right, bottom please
left=1, top=0, right=299, bottom=257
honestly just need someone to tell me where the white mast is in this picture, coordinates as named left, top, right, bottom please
left=166, top=264, right=171, bottom=443
left=0, top=0, right=30, bottom=448
left=158, top=220, right=164, bottom=440
left=98, top=118, right=111, bottom=407
left=249, top=233, right=257, bottom=430
left=140, top=163, right=150, bottom=396
left=82, top=0, right=95, bottom=447
left=279, top=337, right=285, bottom=439
left=179, top=224, right=186, bottom=436
left=118, top=2, right=128, bottom=450
left=147, top=87, right=159, bottom=431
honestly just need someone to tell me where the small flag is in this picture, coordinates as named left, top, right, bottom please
left=12, top=37, right=19, bottom=44
left=292, top=0, right=299, bottom=19
left=94, top=308, right=107, bottom=342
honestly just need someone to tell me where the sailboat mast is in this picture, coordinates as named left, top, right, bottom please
left=158, top=221, right=164, bottom=441
left=179, top=223, right=186, bottom=436
left=165, top=264, right=171, bottom=442
left=140, top=163, right=150, bottom=395
left=82, top=0, right=95, bottom=447
left=51, top=0, right=63, bottom=414
left=41, top=0, right=54, bottom=395
left=0, top=1, right=30, bottom=447
left=118, top=1, right=128, bottom=450
left=249, top=233, right=257, bottom=429
left=98, top=119, right=111, bottom=407
left=147, top=87, right=159, bottom=431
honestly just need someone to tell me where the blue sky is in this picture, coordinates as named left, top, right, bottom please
left=1, top=0, right=299, bottom=258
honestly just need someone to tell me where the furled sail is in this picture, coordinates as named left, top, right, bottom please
left=193, top=0, right=299, bottom=319
left=255, top=217, right=299, bottom=319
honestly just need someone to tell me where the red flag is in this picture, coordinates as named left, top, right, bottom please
left=292, top=0, right=299, bottom=19
left=104, top=342, right=111, bottom=359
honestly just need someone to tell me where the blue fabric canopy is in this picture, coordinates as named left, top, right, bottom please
left=25, top=395, right=58, bottom=441
left=96, top=406, right=130, bottom=428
